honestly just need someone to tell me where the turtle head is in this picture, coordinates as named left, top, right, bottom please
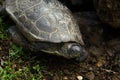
left=59, top=43, right=88, bottom=61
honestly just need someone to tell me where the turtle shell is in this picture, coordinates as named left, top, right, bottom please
left=6, top=0, right=84, bottom=45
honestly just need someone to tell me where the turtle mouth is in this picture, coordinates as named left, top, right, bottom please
left=75, top=48, right=88, bottom=61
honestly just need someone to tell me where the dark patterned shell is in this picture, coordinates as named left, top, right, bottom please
left=6, top=0, right=84, bottom=45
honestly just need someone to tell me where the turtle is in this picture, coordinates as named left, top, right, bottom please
left=3, top=0, right=88, bottom=61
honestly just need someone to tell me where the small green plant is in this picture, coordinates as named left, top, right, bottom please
left=33, top=64, right=44, bottom=80
left=0, top=43, right=44, bottom=80
left=9, top=44, right=23, bottom=59
left=0, top=62, right=21, bottom=80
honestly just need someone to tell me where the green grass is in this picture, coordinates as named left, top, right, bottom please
left=0, top=16, right=44, bottom=80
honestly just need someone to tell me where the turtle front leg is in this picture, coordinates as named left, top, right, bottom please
left=8, top=26, right=42, bottom=52
left=8, top=26, right=28, bottom=46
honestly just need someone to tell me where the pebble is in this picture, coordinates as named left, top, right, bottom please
left=96, top=58, right=106, bottom=67
left=77, top=75, right=83, bottom=80
left=63, top=76, right=68, bottom=80
left=0, top=59, right=4, bottom=66
left=0, top=47, right=2, bottom=50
